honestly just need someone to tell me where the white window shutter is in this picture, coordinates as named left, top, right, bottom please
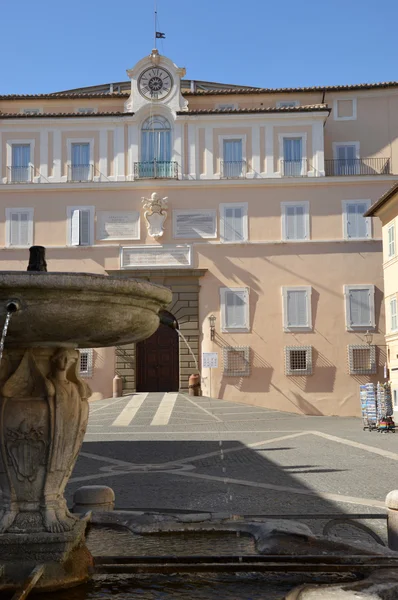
left=287, top=290, right=308, bottom=327
left=285, top=206, right=296, bottom=240
left=71, top=209, right=80, bottom=246
left=295, top=205, right=306, bottom=240
left=80, top=210, right=91, bottom=245
left=225, top=290, right=246, bottom=328
left=350, top=289, right=371, bottom=326
left=222, top=206, right=245, bottom=242
left=19, top=212, right=29, bottom=246
left=10, top=213, right=20, bottom=246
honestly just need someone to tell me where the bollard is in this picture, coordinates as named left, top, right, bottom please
left=188, top=373, right=201, bottom=396
left=113, top=374, right=123, bottom=398
left=386, top=490, right=398, bottom=550
left=72, top=485, right=115, bottom=513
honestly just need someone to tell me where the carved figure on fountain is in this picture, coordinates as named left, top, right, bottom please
left=0, top=347, right=90, bottom=535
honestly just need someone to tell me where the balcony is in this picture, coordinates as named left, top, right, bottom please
left=280, top=159, right=308, bottom=177
left=220, top=160, right=247, bottom=179
left=325, top=158, right=391, bottom=176
left=68, top=164, right=93, bottom=183
left=7, top=166, right=33, bottom=183
left=134, top=161, right=178, bottom=180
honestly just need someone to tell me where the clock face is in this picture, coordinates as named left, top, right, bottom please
left=138, top=67, right=173, bottom=101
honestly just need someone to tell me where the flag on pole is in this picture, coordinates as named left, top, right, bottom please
left=156, top=31, right=165, bottom=39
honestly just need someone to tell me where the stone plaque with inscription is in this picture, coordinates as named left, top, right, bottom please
left=97, top=211, right=140, bottom=241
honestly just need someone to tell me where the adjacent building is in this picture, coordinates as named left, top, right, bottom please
left=1, top=49, right=397, bottom=415
left=366, top=183, right=398, bottom=416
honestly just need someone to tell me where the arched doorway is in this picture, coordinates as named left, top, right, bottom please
left=136, top=316, right=179, bottom=392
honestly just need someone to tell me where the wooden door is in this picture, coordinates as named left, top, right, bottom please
left=136, top=324, right=179, bottom=392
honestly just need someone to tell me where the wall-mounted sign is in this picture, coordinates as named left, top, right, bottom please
left=97, top=211, right=139, bottom=240
left=202, top=352, right=219, bottom=369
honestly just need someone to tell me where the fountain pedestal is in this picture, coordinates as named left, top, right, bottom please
left=0, top=270, right=172, bottom=590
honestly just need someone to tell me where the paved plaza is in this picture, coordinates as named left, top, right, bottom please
left=66, top=392, right=398, bottom=527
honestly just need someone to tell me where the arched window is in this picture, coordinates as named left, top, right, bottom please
left=141, top=115, right=172, bottom=163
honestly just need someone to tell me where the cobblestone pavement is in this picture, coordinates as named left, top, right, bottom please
left=67, top=393, right=397, bottom=541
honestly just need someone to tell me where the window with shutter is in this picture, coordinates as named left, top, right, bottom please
left=283, top=286, right=312, bottom=330
left=282, top=202, right=309, bottom=241
left=220, top=203, right=248, bottom=243
left=220, top=287, right=249, bottom=331
left=6, top=208, right=33, bottom=247
left=79, top=349, right=94, bottom=377
left=343, top=201, right=371, bottom=239
left=388, top=223, right=395, bottom=257
left=391, top=298, right=397, bottom=331
left=344, top=285, right=375, bottom=329
left=68, top=206, right=94, bottom=246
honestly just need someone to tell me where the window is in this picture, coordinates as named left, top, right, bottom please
left=79, top=349, right=93, bottom=377
left=76, top=108, right=96, bottom=114
left=333, top=143, right=359, bottom=175
left=67, top=206, right=95, bottom=246
left=22, top=108, right=41, bottom=115
left=347, top=345, right=376, bottom=375
left=220, top=203, right=248, bottom=243
left=394, top=389, right=398, bottom=410
left=220, top=287, right=249, bottom=332
left=282, top=286, right=312, bottom=331
left=10, top=143, right=31, bottom=182
left=216, top=103, right=238, bottom=110
left=173, top=210, right=217, bottom=239
left=276, top=100, right=300, bottom=108
left=285, top=346, right=313, bottom=376
left=223, top=346, right=250, bottom=376
left=222, top=139, right=244, bottom=178
left=281, top=202, right=309, bottom=241
left=388, top=223, right=395, bottom=258
left=344, top=285, right=375, bottom=330
left=5, top=208, right=34, bottom=247
left=391, top=298, right=397, bottom=331
left=70, top=143, right=91, bottom=182
left=343, top=200, right=371, bottom=239
left=140, top=115, right=172, bottom=177
left=282, top=137, right=303, bottom=176
left=333, top=98, right=357, bottom=121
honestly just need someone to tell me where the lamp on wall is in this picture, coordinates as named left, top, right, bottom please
left=209, top=314, right=216, bottom=341
left=365, top=330, right=373, bottom=346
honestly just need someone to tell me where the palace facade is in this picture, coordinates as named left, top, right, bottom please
left=1, top=49, right=397, bottom=415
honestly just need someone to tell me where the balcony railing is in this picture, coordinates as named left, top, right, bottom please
left=325, top=158, right=391, bottom=176
left=280, top=159, right=308, bottom=177
left=7, top=166, right=33, bottom=183
left=220, top=160, right=247, bottom=179
left=68, top=164, right=93, bottom=182
left=134, top=161, right=178, bottom=180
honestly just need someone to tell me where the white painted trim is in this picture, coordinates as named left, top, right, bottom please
left=51, top=129, right=62, bottom=182
left=203, top=126, right=213, bottom=179
left=66, top=205, right=95, bottom=246
left=251, top=126, right=260, bottom=177
left=388, top=222, right=396, bottom=258
left=98, top=129, right=108, bottom=181
left=342, top=199, right=372, bottom=240
left=333, top=97, right=357, bottom=121
left=344, top=284, right=375, bottom=330
left=281, top=201, right=310, bottom=241
left=114, top=125, right=126, bottom=181
left=39, top=129, right=49, bottom=182
left=265, top=125, right=274, bottom=175
left=278, top=133, right=307, bottom=176
left=6, top=139, right=35, bottom=183
left=220, top=286, right=250, bottom=332
left=332, top=141, right=360, bottom=160
left=311, top=120, right=325, bottom=176
left=282, top=285, right=312, bottom=331
left=219, top=202, right=248, bottom=243
left=188, top=123, right=197, bottom=178
left=172, top=209, right=217, bottom=239
left=5, top=207, right=34, bottom=247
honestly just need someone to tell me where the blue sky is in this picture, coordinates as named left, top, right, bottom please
left=2, top=0, right=397, bottom=94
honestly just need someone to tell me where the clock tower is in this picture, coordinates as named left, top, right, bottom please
left=124, top=49, right=188, bottom=114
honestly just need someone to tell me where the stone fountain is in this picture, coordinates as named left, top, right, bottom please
left=0, top=247, right=172, bottom=591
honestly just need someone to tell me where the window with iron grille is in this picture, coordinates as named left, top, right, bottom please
left=79, top=349, right=94, bottom=377
left=223, top=346, right=250, bottom=377
left=285, top=346, right=312, bottom=376
left=347, top=345, right=376, bottom=375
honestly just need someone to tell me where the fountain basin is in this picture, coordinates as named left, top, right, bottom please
left=0, top=272, right=172, bottom=348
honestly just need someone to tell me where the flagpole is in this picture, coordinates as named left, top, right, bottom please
left=154, top=0, right=157, bottom=49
